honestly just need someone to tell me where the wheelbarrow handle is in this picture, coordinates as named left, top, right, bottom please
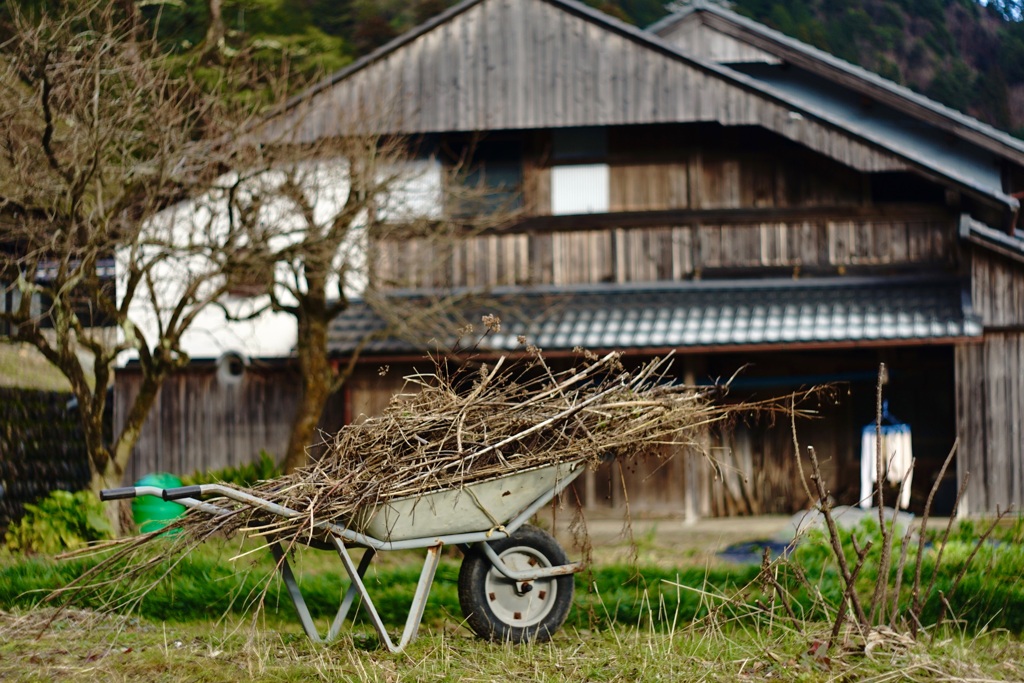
left=162, top=485, right=203, bottom=501
left=100, top=487, right=139, bottom=501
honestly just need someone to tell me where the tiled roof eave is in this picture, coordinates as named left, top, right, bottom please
left=327, top=276, right=980, bottom=358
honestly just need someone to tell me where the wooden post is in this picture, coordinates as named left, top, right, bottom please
left=683, top=363, right=702, bottom=524
left=584, top=467, right=596, bottom=510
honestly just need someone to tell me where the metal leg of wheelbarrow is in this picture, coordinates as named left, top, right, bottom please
left=270, top=538, right=443, bottom=652
left=332, top=549, right=377, bottom=639
left=269, top=542, right=376, bottom=644
left=330, top=536, right=443, bottom=652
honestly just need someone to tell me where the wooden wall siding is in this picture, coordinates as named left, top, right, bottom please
left=957, top=250, right=1024, bottom=515
left=827, top=220, right=949, bottom=266
left=345, top=366, right=418, bottom=423
left=116, top=367, right=345, bottom=483
left=657, top=17, right=781, bottom=64
left=535, top=407, right=848, bottom=516
left=599, top=151, right=864, bottom=214
left=266, top=0, right=904, bottom=175
left=615, top=227, right=690, bottom=282
left=375, top=216, right=955, bottom=288
left=523, top=156, right=552, bottom=215
left=971, top=250, right=1024, bottom=327
left=609, top=162, right=690, bottom=211
left=955, top=333, right=1024, bottom=514
left=579, top=448, right=690, bottom=513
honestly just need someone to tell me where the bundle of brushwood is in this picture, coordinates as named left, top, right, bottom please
left=56, top=346, right=811, bottom=612
left=203, top=350, right=740, bottom=541
left=248, top=349, right=732, bottom=543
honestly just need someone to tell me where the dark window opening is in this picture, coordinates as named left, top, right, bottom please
left=442, top=135, right=525, bottom=216
left=870, top=172, right=946, bottom=204
left=552, top=127, right=607, bottom=163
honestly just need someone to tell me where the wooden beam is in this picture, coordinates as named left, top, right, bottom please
left=335, top=335, right=982, bottom=366
left=486, top=203, right=953, bottom=236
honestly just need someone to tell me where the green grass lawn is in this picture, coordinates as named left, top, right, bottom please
left=0, top=539, right=761, bottom=630
left=3, top=528, right=1024, bottom=681
left=3, top=605, right=1023, bottom=682
left=0, top=342, right=73, bottom=392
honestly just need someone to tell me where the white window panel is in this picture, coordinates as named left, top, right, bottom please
left=551, top=164, right=609, bottom=215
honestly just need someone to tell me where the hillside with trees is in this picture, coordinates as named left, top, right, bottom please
left=726, top=0, right=1024, bottom=136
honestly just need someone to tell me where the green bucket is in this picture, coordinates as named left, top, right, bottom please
left=132, top=473, right=186, bottom=533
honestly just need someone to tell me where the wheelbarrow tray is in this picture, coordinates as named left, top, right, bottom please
left=351, top=460, right=580, bottom=541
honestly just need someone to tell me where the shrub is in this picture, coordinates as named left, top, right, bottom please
left=773, top=515, right=1024, bottom=634
left=182, top=450, right=280, bottom=488
left=4, top=490, right=113, bottom=555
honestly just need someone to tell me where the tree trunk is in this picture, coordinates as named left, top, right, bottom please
left=86, top=372, right=162, bottom=535
left=281, top=311, right=334, bottom=473
left=199, top=0, right=226, bottom=63
left=90, top=446, right=131, bottom=535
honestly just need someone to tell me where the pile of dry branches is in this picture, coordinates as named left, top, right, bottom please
left=183, top=348, right=749, bottom=541
left=248, top=348, right=729, bottom=540
left=57, top=343, right=812, bottom=613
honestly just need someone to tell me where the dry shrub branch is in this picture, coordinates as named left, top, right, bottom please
left=756, top=363, right=1015, bottom=658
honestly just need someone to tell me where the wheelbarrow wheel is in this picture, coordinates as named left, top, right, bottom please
left=458, top=524, right=574, bottom=643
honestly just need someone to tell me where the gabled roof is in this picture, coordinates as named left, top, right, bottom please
left=328, top=276, right=980, bottom=356
left=264, top=0, right=1019, bottom=215
left=650, top=1, right=1024, bottom=165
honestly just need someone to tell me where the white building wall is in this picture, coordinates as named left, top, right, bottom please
left=117, top=157, right=442, bottom=365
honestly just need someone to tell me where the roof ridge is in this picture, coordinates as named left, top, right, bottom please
left=273, top=0, right=842, bottom=131
left=277, top=0, right=487, bottom=114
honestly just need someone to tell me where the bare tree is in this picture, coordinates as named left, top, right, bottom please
left=221, top=113, right=521, bottom=473
left=0, top=3, right=260, bottom=523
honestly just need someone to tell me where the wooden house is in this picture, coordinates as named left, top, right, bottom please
left=119, top=0, right=1024, bottom=518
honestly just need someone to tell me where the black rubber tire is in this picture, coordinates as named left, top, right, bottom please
left=458, top=524, right=574, bottom=643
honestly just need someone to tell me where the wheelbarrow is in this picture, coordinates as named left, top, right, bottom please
left=100, top=459, right=585, bottom=652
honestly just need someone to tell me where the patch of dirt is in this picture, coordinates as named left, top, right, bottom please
left=537, top=508, right=794, bottom=565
